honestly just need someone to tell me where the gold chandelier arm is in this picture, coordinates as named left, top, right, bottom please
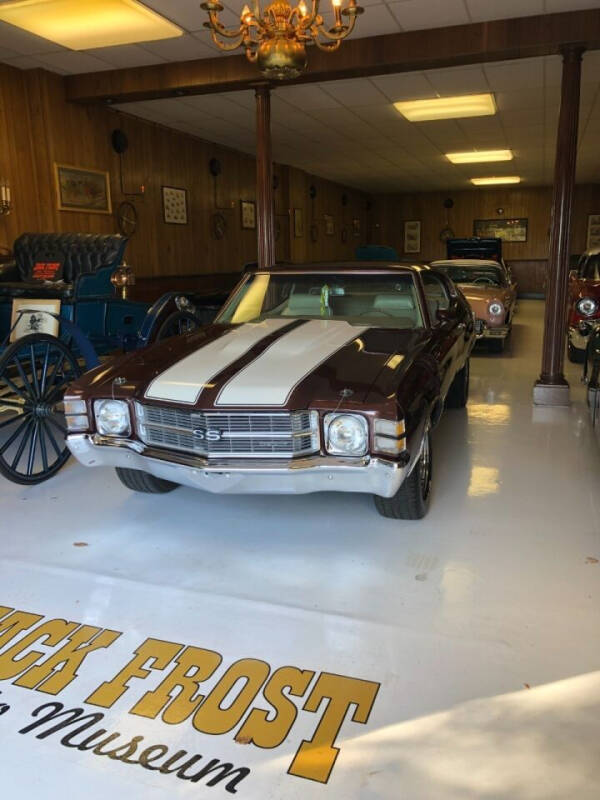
left=251, top=1, right=268, bottom=33
left=204, top=13, right=247, bottom=40
left=312, top=36, right=342, bottom=52
left=208, top=27, right=246, bottom=50
left=312, top=20, right=352, bottom=41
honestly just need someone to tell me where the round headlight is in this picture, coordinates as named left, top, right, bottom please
left=325, top=414, right=368, bottom=456
left=95, top=399, right=130, bottom=436
left=576, top=297, right=598, bottom=317
left=489, top=301, right=504, bottom=317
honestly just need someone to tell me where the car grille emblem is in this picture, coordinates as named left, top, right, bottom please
left=192, top=428, right=223, bottom=441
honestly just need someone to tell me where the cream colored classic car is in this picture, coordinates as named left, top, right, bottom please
left=431, top=259, right=517, bottom=353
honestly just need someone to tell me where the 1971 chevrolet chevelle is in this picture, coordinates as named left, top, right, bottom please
left=64, top=263, right=475, bottom=519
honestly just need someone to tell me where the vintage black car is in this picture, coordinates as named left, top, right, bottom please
left=64, top=263, right=476, bottom=520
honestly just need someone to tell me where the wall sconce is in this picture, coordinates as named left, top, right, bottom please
left=0, top=180, right=12, bottom=215
left=110, top=262, right=136, bottom=299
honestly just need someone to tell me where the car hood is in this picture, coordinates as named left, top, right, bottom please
left=71, top=318, right=430, bottom=412
left=457, top=283, right=512, bottom=310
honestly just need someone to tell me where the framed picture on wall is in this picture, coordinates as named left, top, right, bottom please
left=293, top=208, right=304, bottom=238
left=474, top=218, right=528, bottom=242
left=54, top=163, right=111, bottom=214
left=241, top=200, right=256, bottom=230
left=352, top=218, right=361, bottom=238
left=162, top=186, right=188, bottom=225
left=587, top=214, right=600, bottom=250
left=404, top=220, right=421, bottom=253
left=324, top=214, right=335, bottom=236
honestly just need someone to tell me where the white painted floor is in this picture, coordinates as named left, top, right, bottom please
left=0, top=300, right=599, bottom=799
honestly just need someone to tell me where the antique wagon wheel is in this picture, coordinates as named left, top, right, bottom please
left=0, top=334, right=81, bottom=484
left=156, top=311, right=203, bottom=340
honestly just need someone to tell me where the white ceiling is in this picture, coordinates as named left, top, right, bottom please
left=1, top=0, right=600, bottom=192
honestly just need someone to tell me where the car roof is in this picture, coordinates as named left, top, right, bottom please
left=431, top=259, right=503, bottom=268
left=257, top=261, right=428, bottom=274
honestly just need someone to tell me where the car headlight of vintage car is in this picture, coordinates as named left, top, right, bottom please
left=576, top=297, right=598, bottom=317
left=94, top=399, right=131, bottom=437
left=64, top=398, right=89, bottom=432
left=324, top=413, right=368, bottom=456
left=488, top=301, right=504, bottom=317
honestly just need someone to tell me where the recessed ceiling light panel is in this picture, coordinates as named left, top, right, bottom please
left=446, top=149, right=513, bottom=164
left=471, top=176, right=521, bottom=186
left=394, top=93, right=497, bottom=122
left=0, top=0, right=183, bottom=50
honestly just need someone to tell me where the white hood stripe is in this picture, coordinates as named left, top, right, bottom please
left=145, top=318, right=292, bottom=404
left=216, top=319, right=368, bottom=407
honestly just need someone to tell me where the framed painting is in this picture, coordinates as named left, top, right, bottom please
left=162, top=186, right=188, bottom=225
left=474, top=218, right=528, bottom=243
left=587, top=214, right=600, bottom=250
left=10, top=299, right=60, bottom=343
left=324, top=214, right=335, bottom=236
left=352, top=218, right=361, bottom=238
left=241, top=200, right=256, bottom=230
left=404, top=220, right=421, bottom=253
left=293, top=207, right=304, bottom=238
left=54, top=163, right=111, bottom=215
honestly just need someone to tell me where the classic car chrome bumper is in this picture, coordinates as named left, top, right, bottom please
left=66, top=434, right=410, bottom=497
left=475, top=321, right=510, bottom=339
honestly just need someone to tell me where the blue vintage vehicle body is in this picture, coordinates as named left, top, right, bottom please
left=0, top=233, right=206, bottom=484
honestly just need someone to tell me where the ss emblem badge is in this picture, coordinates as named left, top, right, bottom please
left=193, top=429, right=222, bottom=441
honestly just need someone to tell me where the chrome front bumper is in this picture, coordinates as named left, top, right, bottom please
left=476, top=322, right=510, bottom=339
left=66, top=434, right=409, bottom=497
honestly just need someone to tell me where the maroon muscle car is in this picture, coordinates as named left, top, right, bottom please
left=568, top=249, right=600, bottom=362
left=64, top=263, right=475, bottom=520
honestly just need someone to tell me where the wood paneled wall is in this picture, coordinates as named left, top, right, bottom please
left=0, top=64, right=369, bottom=285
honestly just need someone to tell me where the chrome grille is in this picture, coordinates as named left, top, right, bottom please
left=135, top=403, right=319, bottom=459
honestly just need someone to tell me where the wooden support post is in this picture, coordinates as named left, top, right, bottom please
left=533, top=47, right=584, bottom=406
left=255, top=84, right=275, bottom=270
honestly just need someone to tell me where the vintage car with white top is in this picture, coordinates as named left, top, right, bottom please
left=64, top=263, right=475, bottom=519
left=431, top=259, right=517, bottom=352
left=567, top=248, right=600, bottom=363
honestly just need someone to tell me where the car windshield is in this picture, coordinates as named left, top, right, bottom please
left=581, top=255, right=600, bottom=280
left=435, top=264, right=505, bottom=287
left=217, top=272, right=424, bottom=329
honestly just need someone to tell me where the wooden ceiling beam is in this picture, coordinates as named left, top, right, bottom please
left=66, top=9, right=600, bottom=104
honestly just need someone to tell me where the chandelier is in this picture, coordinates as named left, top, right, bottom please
left=200, top=0, right=364, bottom=80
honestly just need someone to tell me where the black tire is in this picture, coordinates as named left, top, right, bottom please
left=374, top=429, right=432, bottom=520
left=156, top=311, right=202, bottom=341
left=567, top=342, right=586, bottom=363
left=0, top=334, right=81, bottom=485
left=445, top=358, right=469, bottom=409
left=115, top=467, right=179, bottom=494
left=488, top=337, right=505, bottom=354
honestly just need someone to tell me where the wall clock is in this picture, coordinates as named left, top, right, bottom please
left=116, top=201, right=137, bottom=236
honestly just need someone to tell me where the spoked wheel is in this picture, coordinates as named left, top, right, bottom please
left=0, top=334, right=81, bottom=484
left=156, top=311, right=202, bottom=341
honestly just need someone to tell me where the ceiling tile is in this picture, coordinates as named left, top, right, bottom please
left=84, top=45, right=166, bottom=68
left=425, top=66, right=490, bottom=95
left=465, top=0, right=544, bottom=22
left=274, top=84, right=341, bottom=110
left=321, top=78, right=388, bottom=107
left=484, top=58, right=544, bottom=91
left=33, top=51, right=114, bottom=74
left=370, top=72, right=436, bottom=101
left=388, top=0, right=470, bottom=30
left=139, top=33, right=215, bottom=60
left=545, top=0, right=600, bottom=10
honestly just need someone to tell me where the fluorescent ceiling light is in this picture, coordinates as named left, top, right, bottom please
left=0, top=0, right=183, bottom=50
left=394, top=93, right=497, bottom=122
left=471, top=176, right=521, bottom=186
left=446, top=149, right=513, bottom=164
